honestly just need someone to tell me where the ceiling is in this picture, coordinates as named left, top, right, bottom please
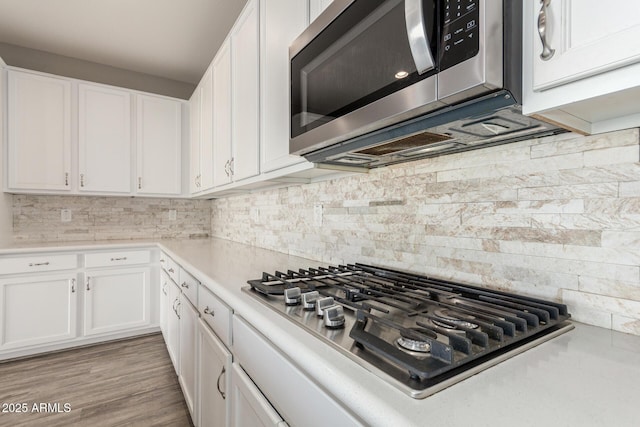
left=0, top=0, right=248, bottom=85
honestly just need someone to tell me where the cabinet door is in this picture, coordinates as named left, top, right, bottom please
left=160, top=271, right=171, bottom=337
left=83, top=267, right=151, bottom=336
left=189, top=86, right=202, bottom=194
left=200, top=66, right=215, bottom=191
left=78, top=83, right=132, bottom=193
left=309, top=0, right=333, bottom=22
left=0, top=274, right=77, bottom=350
left=198, top=318, right=232, bottom=427
left=179, top=298, right=198, bottom=421
left=7, top=70, right=72, bottom=191
left=136, top=94, right=182, bottom=195
left=213, top=40, right=233, bottom=188
left=231, top=0, right=260, bottom=182
left=531, top=0, right=640, bottom=91
left=231, top=363, right=288, bottom=427
left=167, top=280, right=181, bottom=372
left=260, top=0, right=308, bottom=173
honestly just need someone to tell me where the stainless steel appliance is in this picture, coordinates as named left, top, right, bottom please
left=289, top=0, right=567, bottom=168
left=245, top=263, right=573, bottom=398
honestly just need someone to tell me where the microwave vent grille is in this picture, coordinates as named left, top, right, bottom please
left=354, top=132, right=453, bottom=156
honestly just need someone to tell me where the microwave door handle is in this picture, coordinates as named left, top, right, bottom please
left=405, top=0, right=435, bottom=75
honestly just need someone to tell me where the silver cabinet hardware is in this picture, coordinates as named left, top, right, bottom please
left=229, top=157, right=234, bottom=176
left=160, top=259, right=165, bottom=263
left=86, top=277, right=91, bottom=291
left=216, top=366, right=226, bottom=399
left=162, top=282, right=168, bottom=296
left=28, top=262, right=50, bottom=267
left=65, top=172, right=69, bottom=186
left=138, top=177, right=142, bottom=190
left=538, top=0, right=555, bottom=60
left=181, top=282, right=189, bottom=289
left=168, top=268, right=175, bottom=273
left=175, top=301, right=181, bottom=319
left=110, top=257, right=127, bottom=262
left=224, top=160, right=230, bottom=177
left=71, top=278, right=76, bottom=293
left=80, top=173, right=85, bottom=187
left=203, top=306, right=215, bottom=317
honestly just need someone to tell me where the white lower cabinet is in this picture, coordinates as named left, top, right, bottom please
left=0, top=274, right=77, bottom=350
left=160, top=271, right=171, bottom=338
left=83, top=267, right=151, bottom=336
left=198, top=318, right=232, bottom=427
left=166, top=280, right=181, bottom=372
left=232, top=316, right=361, bottom=427
left=231, top=363, right=287, bottom=427
left=179, top=296, right=198, bottom=420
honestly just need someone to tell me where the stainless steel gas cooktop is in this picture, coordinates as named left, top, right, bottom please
left=244, top=263, right=573, bottom=398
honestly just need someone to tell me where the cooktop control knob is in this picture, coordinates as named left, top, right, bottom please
left=302, top=291, right=319, bottom=310
left=324, top=305, right=345, bottom=329
left=316, top=297, right=335, bottom=317
left=284, top=287, right=301, bottom=306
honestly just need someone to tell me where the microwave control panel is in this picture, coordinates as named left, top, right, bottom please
left=440, top=0, right=479, bottom=71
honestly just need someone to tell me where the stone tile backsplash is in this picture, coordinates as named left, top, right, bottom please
left=211, top=129, right=640, bottom=336
left=13, top=195, right=211, bottom=242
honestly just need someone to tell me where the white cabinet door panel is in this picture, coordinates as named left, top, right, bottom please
left=136, top=95, right=182, bottom=195
left=0, top=274, right=77, bottom=350
left=531, top=0, right=640, bottom=91
left=231, top=362, right=287, bottom=427
left=179, top=298, right=198, bottom=420
left=200, top=67, right=215, bottom=191
left=231, top=0, right=260, bottom=182
left=83, top=267, right=150, bottom=336
left=78, top=84, right=131, bottom=193
left=7, top=70, right=72, bottom=191
left=198, top=318, right=231, bottom=427
left=260, top=0, right=308, bottom=173
left=166, top=280, right=181, bottom=372
left=213, top=41, right=233, bottom=188
left=189, top=87, right=202, bottom=194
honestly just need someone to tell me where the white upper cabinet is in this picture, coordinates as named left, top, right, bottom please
left=523, top=0, right=640, bottom=134
left=136, top=94, right=182, bottom=196
left=189, top=66, right=215, bottom=194
left=7, top=70, right=72, bottom=191
left=78, top=83, right=132, bottom=193
left=260, top=0, right=309, bottom=173
left=230, top=0, right=260, bottom=182
left=309, top=0, right=333, bottom=23
left=212, top=40, right=233, bottom=188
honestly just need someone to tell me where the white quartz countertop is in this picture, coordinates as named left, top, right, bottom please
left=3, top=238, right=639, bottom=426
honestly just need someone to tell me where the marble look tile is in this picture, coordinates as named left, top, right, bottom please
left=530, top=128, right=639, bottom=158
left=612, top=315, right=640, bottom=336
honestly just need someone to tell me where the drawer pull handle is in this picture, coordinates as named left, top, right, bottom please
left=86, top=277, right=91, bottom=291
left=168, top=268, right=175, bottom=273
left=29, top=262, right=50, bottom=267
left=217, top=366, right=226, bottom=400
left=71, top=278, right=76, bottom=293
left=111, top=257, right=128, bottom=261
left=160, top=259, right=165, bottom=263
left=204, top=306, right=215, bottom=318
left=181, top=282, right=189, bottom=289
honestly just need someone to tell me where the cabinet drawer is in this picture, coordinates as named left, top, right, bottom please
left=199, top=285, right=231, bottom=347
left=0, top=253, right=78, bottom=275
left=84, top=250, right=151, bottom=268
left=179, top=268, right=199, bottom=306
left=160, top=252, right=179, bottom=283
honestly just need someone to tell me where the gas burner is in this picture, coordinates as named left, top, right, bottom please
left=432, top=309, right=479, bottom=330
left=396, top=328, right=436, bottom=353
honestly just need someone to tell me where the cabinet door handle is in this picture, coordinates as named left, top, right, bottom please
left=28, top=262, right=50, bottom=267
left=229, top=157, right=234, bottom=176
left=538, top=0, right=555, bottom=61
left=162, top=282, right=168, bottom=296
left=80, top=173, right=85, bottom=187
left=71, top=278, right=76, bottom=293
left=65, top=172, right=69, bottom=186
left=203, top=306, right=215, bottom=318
left=86, top=277, right=91, bottom=291
left=110, top=257, right=127, bottom=262
left=138, top=177, right=142, bottom=190
left=175, top=301, right=181, bottom=319
left=181, top=282, right=189, bottom=289
left=216, top=366, right=226, bottom=400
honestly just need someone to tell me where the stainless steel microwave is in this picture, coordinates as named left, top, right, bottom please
left=289, top=0, right=565, bottom=168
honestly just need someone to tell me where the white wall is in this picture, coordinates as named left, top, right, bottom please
left=0, top=57, right=14, bottom=244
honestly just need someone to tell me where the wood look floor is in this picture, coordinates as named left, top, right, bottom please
left=0, top=334, right=193, bottom=427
